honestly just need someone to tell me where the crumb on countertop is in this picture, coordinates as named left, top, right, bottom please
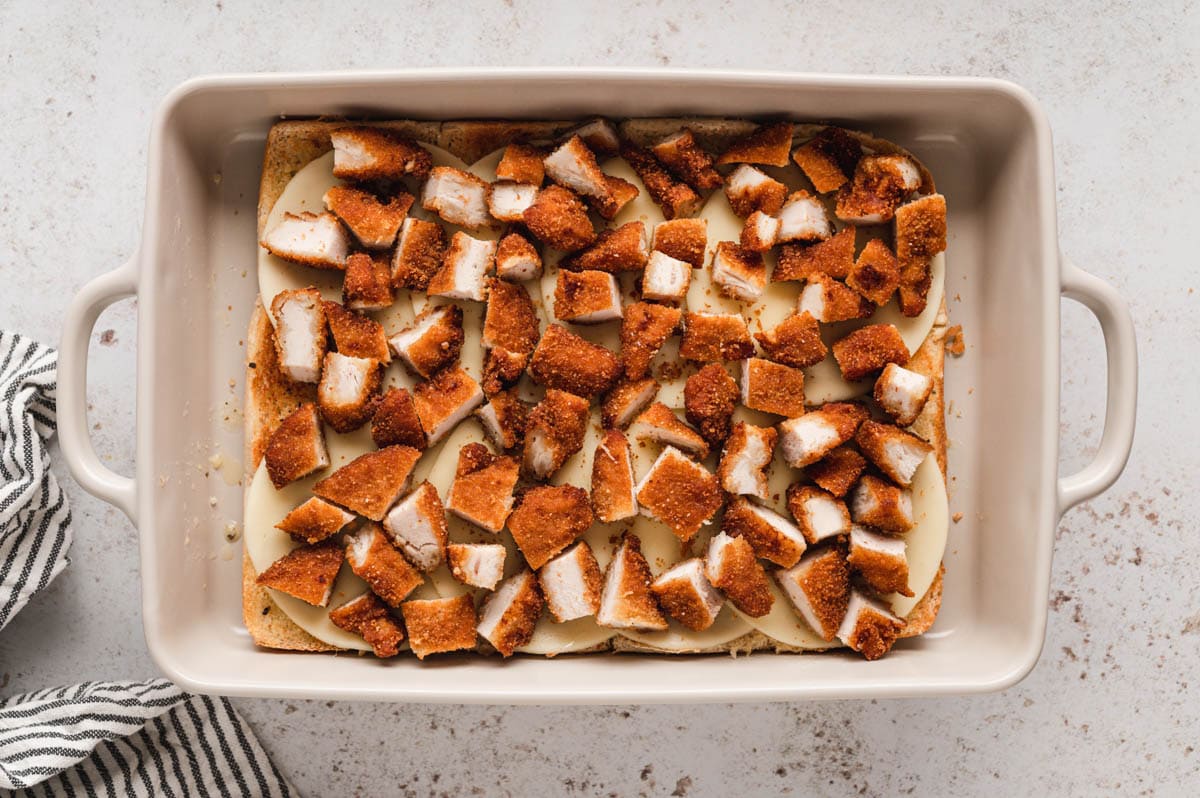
left=945, top=324, right=965, bottom=356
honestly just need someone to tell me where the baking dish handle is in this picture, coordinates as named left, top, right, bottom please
left=1056, top=255, right=1137, bottom=517
left=58, top=256, right=140, bottom=524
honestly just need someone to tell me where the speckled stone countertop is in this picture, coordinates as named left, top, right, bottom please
left=1, top=2, right=1196, bottom=795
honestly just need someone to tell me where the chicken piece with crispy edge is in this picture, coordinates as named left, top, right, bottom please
left=477, top=570, right=544, bottom=657
left=313, top=445, right=421, bottom=522
left=427, top=232, right=495, bottom=302
left=328, top=592, right=405, bottom=658
left=895, top=193, right=948, bottom=317
left=838, top=590, right=904, bottom=661
left=391, top=218, right=447, bottom=291
left=679, top=312, right=755, bottom=362
left=651, top=128, right=723, bottom=191
left=684, top=363, right=738, bottom=447
left=564, top=221, right=649, bottom=274
left=543, top=135, right=621, bottom=214
left=711, top=242, right=767, bottom=303
left=487, top=181, right=540, bottom=223
left=855, top=420, right=934, bottom=487
left=753, top=311, right=827, bottom=369
left=773, top=225, right=856, bottom=283
left=495, top=231, right=543, bottom=282
left=261, top=212, right=350, bottom=270
left=264, top=402, right=330, bottom=489
left=723, top=495, right=808, bottom=568
left=873, top=363, right=933, bottom=427
left=619, top=141, right=703, bottom=219
left=705, top=532, right=774, bottom=617
left=641, top=251, right=692, bottom=305
left=796, top=273, right=874, bottom=324
left=790, top=127, right=864, bottom=194
left=835, top=154, right=922, bottom=225
left=475, top=388, right=531, bottom=452
left=521, top=184, right=597, bottom=253
left=447, top=543, right=507, bottom=591
left=849, top=475, right=914, bottom=533
left=567, top=117, right=620, bottom=157
left=421, top=166, right=494, bottom=229
left=846, top=238, right=901, bottom=306
left=255, top=541, right=343, bottom=608
left=323, top=185, right=413, bottom=251
left=635, top=446, right=723, bottom=542
left=596, top=534, right=668, bottom=631
left=776, top=544, right=851, bottom=641
left=482, top=278, right=540, bottom=354
left=785, top=484, right=852, bottom=544
left=381, top=481, right=448, bottom=573
left=388, top=303, right=465, bottom=380
left=718, top=422, right=777, bottom=500
left=400, top=594, right=478, bottom=659
left=554, top=269, right=623, bottom=324
left=717, top=121, right=794, bottom=167
left=371, top=387, right=427, bottom=450
left=523, top=389, right=590, bottom=480
left=629, top=402, right=710, bottom=460
left=620, top=302, right=681, bottom=380
left=651, top=218, right=708, bottom=268
left=529, top=324, right=620, bottom=398
left=412, top=365, right=484, bottom=446
left=849, top=525, right=912, bottom=597
left=601, top=377, right=660, bottom=430
left=539, top=542, right=604, bottom=622
left=740, top=211, right=780, bottom=253
left=446, top=443, right=521, bottom=534
left=591, top=429, right=638, bottom=523
left=740, top=357, right=805, bottom=418
left=482, top=347, right=532, bottom=397
left=496, top=142, right=545, bottom=185
left=317, top=352, right=382, bottom=433
left=507, top=484, right=594, bottom=570
left=344, top=522, right=424, bottom=606
left=270, top=287, right=327, bottom=384
left=831, top=323, right=909, bottom=382
left=777, top=402, right=869, bottom=469
left=326, top=300, right=390, bottom=363
left=724, top=165, right=787, bottom=218
left=804, top=446, right=867, bottom=498
left=341, top=253, right=395, bottom=312
left=329, top=126, right=432, bottom=182
left=276, top=497, right=355, bottom=545
left=777, top=190, right=833, bottom=244
left=651, top=558, right=724, bottom=632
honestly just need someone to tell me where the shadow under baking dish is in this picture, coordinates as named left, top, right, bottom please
left=134, top=71, right=1057, bottom=703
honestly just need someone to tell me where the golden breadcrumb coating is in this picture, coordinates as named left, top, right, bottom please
left=853, top=475, right=914, bottom=533
left=844, top=602, right=904, bottom=661
left=567, top=221, right=649, bottom=273
left=591, top=429, right=637, bottom=523
left=483, top=279, right=540, bottom=354
left=495, top=231, right=542, bottom=280
left=803, top=446, right=866, bottom=498
left=722, top=497, right=805, bottom=568
left=476, top=388, right=531, bottom=451
left=346, top=523, right=425, bottom=607
left=631, top=402, right=710, bottom=460
left=391, top=218, right=447, bottom=291
left=371, top=387, right=426, bottom=450
left=848, top=539, right=912, bottom=597
left=330, top=126, right=433, bottom=181
left=605, top=535, right=668, bottom=630
left=773, top=225, right=856, bottom=282
left=855, top=420, right=934, bottom=485
left=255, top=541, right=344, bottom=607
left=754, top=312, right=827, bottom=369
left=326, top=301, right=390, bottom=363
left=716, top=121, right=794, bottom=167
left=341, top=253, right=395, bottom=311
left=529, top=324, right=621, bottom=397
left=495, top=142, right=545, bottom=185
left=636, top=451, right=723, bottom=541
left=412, top=363, right=480, bottom=433
left=831, top=324, right=909, bottom=381
left=679, top=313, right=755, bottom=362
left=522, top=185, right=597, bottom=252
left=805, top=274, right=875, bottom=322
left=684, top=363, right=739, bottom=446
left=620, top=302, right=681, bottom=380
left=508, top=485, right=595, bottom=569
left=788, top=545, right=851, bottom=640
left=652, top=218, right=708, bottom=268
left=401, top=595, right=478, bottom=659
left=554, top=270, right=620, bottom=322
left=652, top=128, right=723, bottom=190
left=619, top=142, right=702, bottom=219
left=276, top=497, right=353, bottom=545
left=709, top=536, right=774, bottom=616
left=264, top=403, right=327, bottom=489
left=312, top=445, right=421, bottom=521
left=601, top=377, right=660, bottom=429
left=790, top=127, right=863, bottom=193
left=328, top=593, right=405, bottom=658
left=448, top=444, right=520, bottom=533
left=324, top=186, right=413, bottom=250
left=895, top=194, right=947, bottom=317
left=846, top=238, right=900, bottom=306
left=650, top=562, right=719, bottom=631
left=523, top=389, right=590, bottom=477
left=725, top=169, right=787, bottom=217
left=742, top=358, right=806, bottom=418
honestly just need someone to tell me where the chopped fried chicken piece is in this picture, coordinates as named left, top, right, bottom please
left=539, top=542, right=604, bottom=622
left=567, top=221, right=649, bottom=273
left=529, top=324, right=620, bottom=397
left=412, top=366, right=484, bottom=445
left=391, top=218, right=446, bottom=291
left=620, top=302, right=681, bottom=379
left=652, top=128, right=723, bottom=190
left=619, top=141, right=702, bottom=219
left=555, top=269, right=623, bottom=324
left=777, top=402, right=869, bottom=468
left=684, top=363, right=738, bottom=447
left=740, top=357, right=805, bottom=418
left=477, top=570, right=543, bottom=656
left=496, top=142, right=545, bottom=185
left=635, top=447, right=722, bottom=541
left=804, top=446, right=867, bottom=498
left=264, top=403, right=329, bottom=489
left=718, top=422, right=777, bottom=499
left=651, top=558, right=724, bottom=631
left=381, top=482, right=448, bottom=572
left=401, top=595, right=477, bottom=659
left=774, top=225, right=856, bottom=282
left=629, top=402, right=709, bottom=460
left=323, top=186, right=412, bottom=250
left=261, top=212, right=349, bottom=269
left=777, top=190, right=832, bottom=243
left=796, top=274, right=873, bottom=323
left=388, top=304, right=464, bottom=379
left=790, top=127, right=863, bottom=194
left=848, top=525, right=912, bottom=596
left=776, top=545, right=850, bottom=641
left=270, top=287, right=327, bottom=383
left=317, top=352, right=382, bottom=433
left=717, top=121, right=794, bottom=167
left=312, top=445, right=421, bottom=521
left=345, top=522, right=424, bottom=606
left=679, top=312, right=755, bottom=362
left=371, top=387, right=426, bottom=450
left=873, top=363, right=933, bottom=427
left=523, top=389, right=590, bottom=480
left=255, top=541, right=343, bottom=607
left=705, top=532, right=774, bottom=617
left=276, top=497, right=355, bottom=545
left=508, top=485, right=594, bottom=570
left=855, top=420, right=934, bottom=487
left=846, top=238, right=900, bottom=306
left=446, top=444, right=520, bottom=533
left=651, top=218, right=707, bottom=268
left=495, top=231, right=543, bottom=282
left=641, top=251, right=692, bottom=304
left=831, top=323, right=909, bottom=381
left=601, top=377, right=660, bottom=429
left=447, top=543, right=507, bottom=591
left=591, top=429, right=638, bottom=523
left=849, top=476, right=914, bottom=533
left=522, top=185, right=597, bottom=252
left=786, top=485, right=851, bottom=544
left=596, top=534, right=668, bottom=630
left=837, top=590, right=904, bottom=660
left=753, top=312, right=826, bottom=369
left=724, top=165, right=787, bottom=217
left=475, top=389, right=530, bottom=451
left=330, top=126, right=432, bottom=181
left=421, top=166, right=493, bottom=229
left=711, top=242, right=767, bottom=302
left=723, top=496, right=808, bottom=568
left=835, top=155, right=922, bottom=224
left=328, top=592, right=405, bottom=658
left=487, top=181, right=539, bottom=223
left=427, top=232, right=495, bottom=302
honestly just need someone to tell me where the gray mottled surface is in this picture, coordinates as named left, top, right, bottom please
left=1, top=1, right=1197, bottom=795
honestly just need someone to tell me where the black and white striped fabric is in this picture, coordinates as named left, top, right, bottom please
left=0, top=333, right=293, bottom=796
left=0, top=332, right=69, bottom=632
left=0, top=681, right=293, bottom=796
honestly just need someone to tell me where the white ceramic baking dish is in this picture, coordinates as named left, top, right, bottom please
left=57, top=69, right=1136, bottom=704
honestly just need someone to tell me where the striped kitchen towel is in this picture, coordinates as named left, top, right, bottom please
left=0, top=333, right=292, bottom=796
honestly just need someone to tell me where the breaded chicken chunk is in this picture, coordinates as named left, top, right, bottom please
left=777, top=402, right=868, bottom=468
left=522, top=185, right=597, bottom=252
left=447, top=543, right=507, bottom=591
left=596, top=534, right=668, bottom=631
left=651, top=218, right=708, bottom=268
left=790, top=127, right=863, bottom=194
left=846, top=238, right=900, bottom=306
left=786, top=484, right=852, bottom=544
left=326, top=301, right=388, bottom=362
left=391, top=218, right=447, bottom=291
left=684, top=363, right=739, bottom=447
left=723, top=496, right=808, bottom=568
left=651, top=128, right=723, bottom=191
left=873, top=363, right=933, bottom=427
left=412, top=366, right=484, bottom=445
left=255, top=541, right=343, bottom=608
left=717, top=121, right=794, bottom=167
left=271, top=287, right=327, bottom=383
left=753, top=312, right=827, bottom=369
left=651, top=558, right=724, bottom=631
left=340, top=255, right=394, bottom=313
left=328, top=592, right=405, bottom=658
left=601, top=377, right=660, bottom=430
left=401, top=595, right=478, bottom=659
left=831, top=323, right=909, bottom=381
left=641, top=251, right=692, bottom=305
left=496, top=142, right=546, bottom=185
left=330, top=126, right=432, bottom=181
left=620, top=141, right=702, bottom=219
left=345, top=522, right=424, bottom=606
left=371, top=387, right=426, bottom=450
left=264, top=402, right=329, bottom=489
left=381, top=481, right=448, bottom=573
left=837, top=590, right=904, bottom=660
left=421, top=166, right=493, bottom=229
left=276, top=497, right=355, bottom=545
left=261, top=212, right=350, bottom=269
left=773, top=225, right=856, bottom=282
left=317, top=352, right=383, bottom=433
left=523, top=389, right=590, bottom=480
left=495, top=231, right=543, bottom=282
left=855, top=420, right=934, bottom=487
left=312, top=445, right=421, bottom=521
left=679, top=313, right=755, bottom=362
left=555, top=269, right=623, bottom=324
left=427, top=232, right=495, bottom=302
left=590, top=429, right=638, bottom=523
left=620, top=302, right=681, bottom=380
left=705, top=532, right=773, bottom=617
left=567, top=221, right=650, bottom=273
left=718, top=422, right=777, bottom=500
left=849, top=475, right=914, bottom=533
left=446, top=443, right=520, bottom=533
left=804, top=446, right=866, bottom=498
left=323, top=185, right=412, bottom=250
left=711, top=242, right=767, bottom=302
left=740, top=357, right=806, bottom=418
left=388, top=304, right=464, bottom=379
left=475, top=388, right=531, bottom=452
left=539, top=542, right=604, bottom=622
left=477, top=570, right=544, bottom=657
left=635, top=447, right=723, bottom=541
left=796, top=273, right=873, bottom=324
left=848, top=525, right=912, bottom=596
left=629, top=402, right=710, bottom=460
left=776, top=544, right=851, bottom=641
left=508, top=485, right=594, bottom=570
left=724, top=165, right=787, bottom=217
left=529, top=324, right=621, bottom=397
